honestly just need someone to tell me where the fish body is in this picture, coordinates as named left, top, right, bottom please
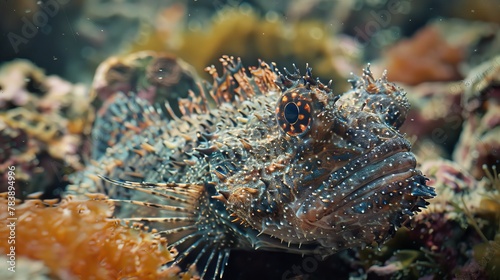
left=69, top=56, right=435, bottom=278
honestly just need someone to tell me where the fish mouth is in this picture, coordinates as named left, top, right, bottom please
left=329, top=138, right=421, bottom=210
left=298, top=137, right=435, bottom=230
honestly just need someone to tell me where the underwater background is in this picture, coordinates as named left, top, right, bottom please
left=1, top=0, right=500, bottom=279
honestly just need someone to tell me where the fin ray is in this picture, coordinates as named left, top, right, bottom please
left=98, top=175, right=204, bottom=204
left=108, top=199, right=195, bottom=213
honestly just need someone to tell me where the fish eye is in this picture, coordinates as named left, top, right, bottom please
left=284, top=102, right=299, bottom=124
left=276, top=91, right=312, bottom=136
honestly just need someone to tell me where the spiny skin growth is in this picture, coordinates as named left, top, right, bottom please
left=68, top=56, right=436, bottom=279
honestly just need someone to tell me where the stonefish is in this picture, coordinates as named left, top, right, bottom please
left=70, top=55, right=436, bottom=278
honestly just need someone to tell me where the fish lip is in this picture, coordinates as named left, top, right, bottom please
left=330, top=136, right=414, bottom=189
left=312, top=164, right=433, bottom=247
left=296, top=149, right=430, bottom=246
left=328, top=136, right=423, bottom=204
left=295, top=137, right=424, bottom=227
left=328, top=152, right=420, bottom=214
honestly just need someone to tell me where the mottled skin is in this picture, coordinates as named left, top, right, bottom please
left=220, top=67, right=430, bottom=250
left=68, top=56, right=435, bottom=278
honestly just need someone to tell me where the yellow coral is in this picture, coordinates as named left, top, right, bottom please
left=128, top=6, right=353, bottom=86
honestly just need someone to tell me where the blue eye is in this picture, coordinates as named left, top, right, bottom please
left=284, top=102, right=299, bottom=124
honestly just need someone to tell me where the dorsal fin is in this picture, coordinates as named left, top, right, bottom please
left=274, top=62, right=333, bottom=94
left=205, top=55, right=280, bottom=107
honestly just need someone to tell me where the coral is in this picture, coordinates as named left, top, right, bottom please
left=128, top=6, right=360, bottom=87
left=453, top=55, right=500, bottom=179
left=399, top=81, right=463, bottom=158
left=381, top=20, right=500, bottom=159
left=0, top=256, right=52, bottom=280
left=472, top=235, right=500, bottom=280
left=418, top=159, right=485, bottom=220
left=91, top=51, right=199, bottom=112
left=0, top=194, right=182, bottom=280
left=356, top=159, right=493, bottom=279
left=468, top=165, right=500, bottom=279
left=382, top=24, right=464, bottom=85
left=0, top=60, right=93, bottom=198
left=441, top=20, right=500, bottom=68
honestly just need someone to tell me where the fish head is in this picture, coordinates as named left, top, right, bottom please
left=218, top=65, right=435, bottom=252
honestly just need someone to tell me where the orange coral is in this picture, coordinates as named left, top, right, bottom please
left=0, top=194, right=180, bottom=280
left=383, top=26, right=463, bottom=85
